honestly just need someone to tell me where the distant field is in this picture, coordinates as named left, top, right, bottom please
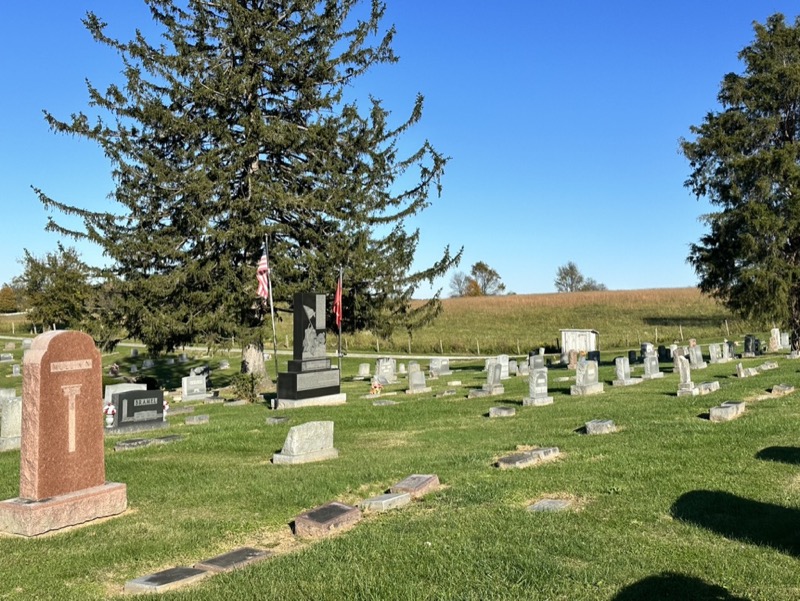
left=355, top=287, right=763, bottom=355
left=0, top=288, right=767, bottom=356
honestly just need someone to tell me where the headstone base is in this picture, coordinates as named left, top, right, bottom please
left=405, top=387, right=432, bottom=395
left=0, top=436, right=20, bottom=452
left=522, top=396, right=553, bottom=407
left=611, top=378, right=643, bottom=387
left=468, top=386, right=504, bottom=398
left=0, top=482, right=127, bottom=537
left=641, top=372, right=664, bottom=380
left=276, top=393, right=347, bottom=409
left=272, top=447, right=339, bottom=465
left=570, top=383, right=604, bottom=396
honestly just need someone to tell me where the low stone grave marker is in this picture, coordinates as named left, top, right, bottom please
left=373, top=399, right=398, bottom=406
left=436, top=390, right=457, bottom=398
left=354, top=363, right=370, bottom=380
left=736, top=363, right=759, bottom=378
left=612, top=357, right=642, bottom=387
left=709, top=401, right=746, bottom=422
left=194, top=547, right=272, bottom=573
left=0, top=353, right=13, bottom=362
left=3, top=342, right=15, bottom=351
left=585, top=419, right=616, bottom=435
left=218, top=360, right=230, bottom=370
left=642, top=355, right=664, bottom=380
left=0, top=392, right=21, bottom=452
left=168, top=405, right=195, bottom=416
left=272, top=420, right=338, bottom=464
left=21, top=339, right=32, bottom=351
left=688, top=345, right=707, bottom=370
left=489, top=406, right=515, bottom=418
left=360, top=492, right=411, bottom=513
left=398, top=363, right=407, bottom=375
left=468, top=363, right=504, bottom=398
left=266, top=416, right=289, bottom=425
left=528, top=499, right=572, bottom=512
left=166, top=358, right=175, bottom=365
left=11, top=364, right=20, bottom=377
left=759, top=361, right=779, bottom=371
left=0, top=330, right=127, bottom=537
left=124, top=567, right=210, bottom=594
left=185, top=414, right=210, bottom=425
left=294, top=501, right=361, bottom=538
left=115, top=435, right=182, bottom=452
left=496, top=447, right=560, bottom=470
left=447, top=380, right=462, bottom=386
left=390, top=474, right=440, bottom=498
left=104, top=383, right=147, bottom=405
left=141, top=359, right=155, bottom=370
left=130, top=348, right=139, bottom=357
left=772, top=384, right=795, bottom=396
left=224, top=399, right=248, bottom=407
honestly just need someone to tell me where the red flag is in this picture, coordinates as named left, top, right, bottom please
left=256, top=255, right=270, bottom=299
left=333, top=272, right=342, bottom=328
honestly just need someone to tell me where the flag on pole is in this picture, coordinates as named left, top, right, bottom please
left=333, top=271, right=343, bottom=328
left=256, top=254, right=270, bottom=300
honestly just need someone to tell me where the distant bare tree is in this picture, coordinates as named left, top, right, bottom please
left=555, top=262, right=606, bottom=292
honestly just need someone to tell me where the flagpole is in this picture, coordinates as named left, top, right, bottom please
left=337, top=265, right=343, bottom=372
left=264, top=235, right=279, bottom=387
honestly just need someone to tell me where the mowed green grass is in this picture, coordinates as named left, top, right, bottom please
left=1, top=349, right=800, bottom=600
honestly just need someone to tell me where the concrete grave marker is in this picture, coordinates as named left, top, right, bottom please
left=570, top=359, right=604, bottom=395
left=496, top=447, right=560, bottom=469
left=528, top=499, right=572, bottom=512
left=0, top=330, right=126, bottom=536
left=612, top=356, right=642, bottom=386
left=0, top=392, right=21, bottom=451
left=109, top=389, right=167, bottom=432
left=468, top=362, right=504, bottom=398
left=390, top=474, right=440, bottom=498
left=355, top=363, right=370, bottom=380
left=124, top=567, right=210, bottom=594
left=642, top=355, right=664, bottom=380
left=489, top=406, right=516, bottom=418
left=182, top=375, right=208, bottom=401
left=585, top=419, right=616, bottom=435
left=406, top=370, right=432, bottom=394
left=272, top=420, right=338, bottom=464
left=195, top=547, right=272, bottom=573
left=360, top=492, right=411, bottom=513
left=523, top=367, right=553, bottom=406
left=11, top=364, right=20, bottom=377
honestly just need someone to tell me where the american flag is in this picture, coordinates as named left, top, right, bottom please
left=256, top=255, right=270, bottom=299
left=333, top=272, right=343, bottom=328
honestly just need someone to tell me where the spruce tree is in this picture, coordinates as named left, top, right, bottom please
left=682, top=14, right=800, bottom=347
left=36, top=0, right=461, bottom=354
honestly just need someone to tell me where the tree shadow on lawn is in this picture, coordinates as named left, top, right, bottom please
left=755, top=446, right=800, bottom=465
left=671, top=490, right=800, bottom=557
left=611, top=572, right=749, bottom=600
left=643, top=316, right=729, bottom=327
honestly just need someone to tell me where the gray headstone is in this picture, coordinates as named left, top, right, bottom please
left=407, top=370, right=430, bottom=394
left=195, top=547, right=272, bottom=573
left=496, top=447, right=560, bottom=469
left=124, top=567, right=210, bottom=594
left=360, top=492, right=411, bottom=513
left=104, top=383, right=147, bottom=405
left=585, top=419, right=616, bottom=435
left=488, top=406, right=515, bottom=418
left=0, top=394, right=22, bottom=451
left=272, top=421, right=338, bottom=464
left=357, top=363, right=370, bottom=377
left=182, top=375, right=208, bottom=400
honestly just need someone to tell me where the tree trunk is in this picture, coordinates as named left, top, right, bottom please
left=790, top=284, right=800, bottom=351
left=241, top=343, right=274, bottom=391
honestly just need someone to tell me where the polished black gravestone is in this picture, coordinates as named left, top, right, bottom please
left=195, top=547, right=272, bottom=573
left=108, top=389, right=167, bottom=434
left=124, top=566, right=210, bottom=594
left=276, top=294, right=346, bottom=409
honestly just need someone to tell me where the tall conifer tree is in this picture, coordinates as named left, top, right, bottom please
left=37, top=0, right=461, bottom=353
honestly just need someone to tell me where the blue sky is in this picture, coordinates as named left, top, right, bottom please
left=2, top=1, right=799, bottom=298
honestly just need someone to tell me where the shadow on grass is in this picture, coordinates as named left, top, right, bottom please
left=611, top=572, right=749, bottom=600
left=671, top=490, right=800, bottom=557
left=755, top=446, right=800, bottom=465
left=643, top=316, right=727, bottom=327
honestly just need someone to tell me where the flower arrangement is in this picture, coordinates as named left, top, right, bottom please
left=369, top=379, right=383, bottom=396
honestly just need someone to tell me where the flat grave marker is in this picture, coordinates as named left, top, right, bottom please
left=360, top=492, right=412, bottom=512
left=124, top=567, right=210, bottom=594
left=294, top=501, right=361, bottom=538
left=194, top=547, right=272, bottom=573
left=496, top=447, right=560, bottom=470
left=390, top=474, right=440, bottom=498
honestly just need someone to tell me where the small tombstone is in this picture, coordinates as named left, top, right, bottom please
left=640, top=342, right=654, bottom=360
left=709, top=402, right=745, bottom=422
left=585, top=419, right=616, bottom=435
left=130, top=348, right=139, bottom=358
left=744, top=335, right=756, bottom=357
left=627, top=350, right=637, bottom=365
left=657, top=345, right=670, bottom=363
left=676, top=355, right=697, bottom=396
left=688, top=346, right=707, bottom=370
left=758, top=361, right=779, bottom=371
left=21, top=339, right=32, bottom=351
left=489, top=406, right=516, bottom=418
left=496, top=447, right=560, bottom=469
left=104, top=383, right=147, bottom=405
left=182, top=375, right=208, bottom=401
left=178, top=353, right=189, bottom=363
left=390, top=474, right=440, bottom=498
left=141, top=359, right=155, bottom=370
left=723, top=341, right=734, bottom=361
left=219, top=360, right=230, bottom=370
left=508, top=360, right=518, bottom=376
left=356, top=363, right=370, bottom=379
left=185, top=414, right=210, bottom=425
left=0, top=393, right=22, bottom=451
left=0, top=330, right=126, bottom=536
left=517, top=361, right=530, bottom=377
left=772, top=384, right=795, bottom=396
left=11, top=364, right=20, bottom=377
left=109, top=389, right=166, bottom=432
left=166, top=358, right=175, bottom=365
left=294, top=501, right=361, bottom=538
left=523, top=367, right=553, bottom=406
left=469, top=362, right=504, bottom=398
left=769, top=328, right=781, bottom=352
left=397, top=363, right=407, bottom=375
left=642, top=355, right=664, bottom=380
left=567, top=350, right=579, bottom=369
left=496, top=355, right=510, bottom=379
left=0, top=354, right=13, bottom=362
left=697, top=381, right=721, bottom=395
left=124, top=567, right=210, bottom=594
left=108, top=363, right=120, bottom=377
left=429, top=358, right=444, bottom=377
left=408, top=361, right=420, bottom=374
left=781, top=332, right=791, bottom=349
left=406, top=371, right=431, bottom=395
left=3, top=342, right=15, bottom=351
left=735, top=362, right=759, bottom=378
left=530, top=355, right=545, bottom=370
left=129, top=365, right=138, bottom=374
left=708, top=344, right=721, bottom=364
left=570, top=359, right=604, bottom=396
left=376, top=358, right=397, bottom=383
left=360, top=492, right=411, bottom=513
left=272, top=421, right=338, bottom=464
left=266, top=416, right=290, bottom=425
left=612, top=356, right=642, bottom=386
left=195, top=547, right=272, bottom=573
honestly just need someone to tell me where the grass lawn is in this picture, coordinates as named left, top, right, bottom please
left=2, top=348, right=800, bottom=599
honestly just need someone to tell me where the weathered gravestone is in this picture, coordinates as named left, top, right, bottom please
left=570, top=359, right=604, bottom=396
left=642, top=355, right=664, bottom=380
left=406, top=370, right=431, bottom=395
left=21, top=339, right=32, bottom=351
left=468, top=362, right=504, bottom=398
left=708, top=343, right=721, bottom=364
left=508, top=359, right=518, bottom=376
left=376, top=357, right=397, bottom=384
left=0, top=353, right=13, bottom=362
left=390, top=474, right=440, bottom=498
left=397, top=362, right=407, bottom=375
left=182, top=375, right=208, bottom=401
left=195, top=547, right=272, bottom=573
left=141, top=359, right=155, bottom=370
left=0, top=331, right=126, bottom=536
left=360, top=492, right=411, bottom=513
left=612, top=356, right=642, bottom=386
left=294, top=501, right=361, bottom=538
left=676, top=355, right=697, bottom=396
left=496, top=355, right=510, bottom=379
left=496, top=447, right=560, bottom=469
left=735, top=362, right=759, bottom=378
left=523, top=367, right=553, bottom=406
left=769, top=328, right=781, bottom=352
left=3, top=342, right=15, bottom=351
left=429, top=358, right=452, bottom=377
left=585, top=419, right=616, bottom=435
left=11, top=364, right=20, bottom=377
left=781, top=332, right=791, bottom=350
left=104, top=383, right=147, bottom=405
left=640, top=342, right=654, bottom=361
left=0, top=390, right=21, bottom=452
left=658, top=345, right=671, bottom=363
left=529, top=354, right=545, bottom=370
left=744, top=335, right=756, bottom=357
left=723, top=341, right=734, bottom=361
left=709, top=401, right=745, bottom=422
left=108, top=389, right=167, bottom=433
left=272, top=420, right=338, bottom=464
left=218, top=360, right=230, bottom=370
left=688, top=345, right=707, bottom=370
left=489, top=406, right=516, bottom=418
left=354, top=363, right=370, bottom=380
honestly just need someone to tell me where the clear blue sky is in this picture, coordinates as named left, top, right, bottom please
left=2, top=1, right=799, bottom=298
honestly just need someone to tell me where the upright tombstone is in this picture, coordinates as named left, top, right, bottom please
left=570, top=360, right=604, bottom=396
left=612, top=356, right=642, bottom=386
left=468, top=363, right=504, bottom=398
left=277, top=294, right=346, bottom=409
left=708, top=343, right=721, bottom=364
left=523, top=367, right=553, bottom=406
left=567, top=350, right=579, bottom=370
left=355, top=363, right=370, bottom=380
left=640, top=342, right=654, bottom=361
left=376, top=357, right=397, bottom=384
left=676, top=355, right=697, bottom=396
left=496, top=355, right=510, bottom=379
left=530, top=354, right=545, bottom=370
left=0, top=390, right=22, bottom=451
left=429, top=358, right=452, bottom=377
left=657, top=345, right=671, bottom=363
left=21, top=339, right=32, bottom=351
left=743, top=335, right=756, bottom=357
left=781, top=332, right=791, bottom=350
left=406, top=371, right=432, bottom=395
left=642, top=355, right=664, bottom=380
left=688, top=345, right=707, bottom=370
left=272, top=421, right=338, bottom=464
left=769, top=328, right=781, bottom=352
left=724, top=341, right=735, bottom=361
left=108, top=389, right=167, bottom=433
left=0, top=331, right=127, bottom=537
left=181, top=375, right=208, bottom=401
left=104, top=383, right=147, bottom=405
left=517, top=360, right=530, bottom=377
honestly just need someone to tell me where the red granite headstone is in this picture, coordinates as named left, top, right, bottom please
left=0, top=330, right=127, bottom=537
left=20, top=330, right=105, bottom=499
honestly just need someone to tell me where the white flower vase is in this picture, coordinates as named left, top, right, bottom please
left=105, top=414, right=115, bottom=428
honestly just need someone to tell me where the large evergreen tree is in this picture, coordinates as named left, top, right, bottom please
left=37, top=0, right=461, bottom=354
left=682, top=14, right=800, bottom=348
